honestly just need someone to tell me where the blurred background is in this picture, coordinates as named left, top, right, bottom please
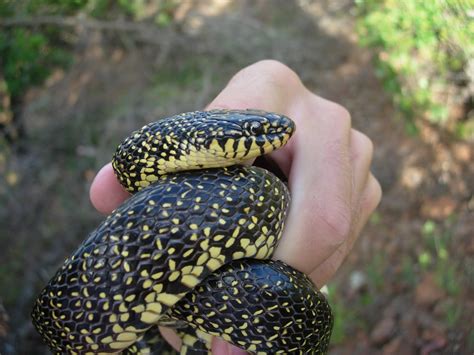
left=0, top=0, right=473, bottom=354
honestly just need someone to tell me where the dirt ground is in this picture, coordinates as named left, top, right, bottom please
left=1, top=1, right=473, bottom=354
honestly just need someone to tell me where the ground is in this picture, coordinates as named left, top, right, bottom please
left=0, top=1, right=473, bottom=354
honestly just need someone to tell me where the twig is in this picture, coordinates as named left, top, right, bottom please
left=0, top=15, right=154, bottom=33
left=0, top=15, right=187, bottom=49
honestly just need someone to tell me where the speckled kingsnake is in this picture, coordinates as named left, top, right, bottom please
left=32, top=110, right=333, bottom=354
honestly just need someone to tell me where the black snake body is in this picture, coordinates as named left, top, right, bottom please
left=32, top=110, right=333, bottom=354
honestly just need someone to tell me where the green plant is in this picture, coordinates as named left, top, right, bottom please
left=365, top=252, right=386, bottom=291
left=401, top=254, right=417, bottom=286
left=357, top=0, right=474, bottom=138
left=326, top=283, right=370, bottom=345
left=0, top=0, right=179, bottom=143
left=326, top=284, right=354, bottom=345
left=0, top=28, right=69, bottom=99
left=438, top=299, right=462, bottom=328
left=0, top=0, right=78, bottom=133
left=419, top=219, right=461, bottom=296
left=369, top=210, right=381, bottom=225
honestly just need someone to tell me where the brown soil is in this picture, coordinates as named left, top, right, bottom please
left=1, top=1, right=473, bottom=354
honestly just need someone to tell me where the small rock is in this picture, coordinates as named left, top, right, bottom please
left=415, top=274, right=445, bottom=307
left=370, top=317, right=396, bottom=345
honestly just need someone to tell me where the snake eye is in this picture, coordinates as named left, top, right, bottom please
left=247, top=122, right=264, bottom=136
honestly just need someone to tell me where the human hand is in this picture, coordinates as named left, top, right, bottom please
left=89, top=60, right=382, bottom=354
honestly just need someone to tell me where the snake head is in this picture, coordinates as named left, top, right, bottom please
left=112, top=109, right=295, bottom=192
left=196, top=109, right=295, bottom=158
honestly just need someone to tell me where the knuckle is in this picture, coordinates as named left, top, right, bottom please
left=333, top=103, right=352, bottom=126
left=354, top=130, right=374, bottom=158
left=311, top=95, right=352, bottom=128
left=366, top=176, right=383, bottom=210
left=363, top=134, right=374, bottom=157
left=325, top=138, right=351, bottom=169
left=257, top=59, right=300, bottom=83
left=231, top=59, right=301, bottom=89
left=375, top=177, right=382, bottom=200
left=215, top=60, right=304, bottom=111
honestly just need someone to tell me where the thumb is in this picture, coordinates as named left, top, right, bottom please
left=212, top=338, right=248, bottom=355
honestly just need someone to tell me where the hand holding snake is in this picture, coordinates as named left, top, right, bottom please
left=35, top=60, right=381, bottom=354
left=91, top=60, right=381, bottom=353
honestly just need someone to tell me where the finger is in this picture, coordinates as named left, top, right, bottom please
left=359, top=173, right=382, bottom=220
left=322, top=129, right=374, bottom=255
left=159, top=327, right=250, bottom=354
left=309, top=173, right=382, bottom=286
left=305, top=130, right=376, bottom=286
left=273, top=95, right=353, bottom=275
left=350, top=129, right=374, bottom=201
left=212, top=338, right=248, bottom=355
left=159, top=327, right=181, bottom=351
left=89, top=162, right=130, bottom=214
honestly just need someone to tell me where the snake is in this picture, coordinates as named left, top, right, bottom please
left=31, top=109, right=333, bottom=354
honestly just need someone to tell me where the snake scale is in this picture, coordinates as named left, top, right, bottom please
left=32, top=110, right=333, bottom=354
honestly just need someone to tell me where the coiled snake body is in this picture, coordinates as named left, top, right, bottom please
left=32, top=110, right=333, bottom=354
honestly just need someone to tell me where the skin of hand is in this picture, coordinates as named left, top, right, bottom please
left=89, top=60, right=382, bottom=355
